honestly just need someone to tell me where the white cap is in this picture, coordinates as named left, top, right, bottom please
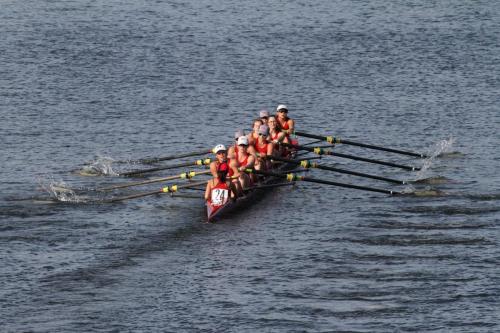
left=237, top=136, right=249, bottom=146
left=259, top=110, right=269, bottom=118
left=213, top=144, right=227, bottom=154
left=276, top=104, right=288, bottom=112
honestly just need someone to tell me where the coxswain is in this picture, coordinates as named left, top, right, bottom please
left=254, top=124, right=273, bottom=170
left=259, top=109, right=270, bottom=125
left=268, top=115, right=290, bottom=157
left=247, top=119, right=263, bottom=146
left=229, top=136, right=255, bottom=189
left=205, top=158, right=237, bottom=207
left=276, top=104, right=295, bottom=134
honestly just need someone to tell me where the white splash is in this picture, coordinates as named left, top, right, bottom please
left=413, top=137, right=455, bottom=181
left=38, top=178, right=85, bottom=203
left=80, top=155, right=118, bottom=176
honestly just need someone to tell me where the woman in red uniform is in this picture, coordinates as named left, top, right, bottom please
left=210, top=144, right=241, bottom=196
left=276, top=104, right=295, bottom=134
left=247, top=119, right=263, bottom=147
left=254, top=124, right=273, bottom=170
left=229, top=129, right=255, bottom=161
left=205, top=160, right=237, bottom=212
left=229, top=136, right=255, bottom=190
left=268, top=116, right=289, bottom=157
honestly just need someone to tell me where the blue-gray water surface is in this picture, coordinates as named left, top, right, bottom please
left=1, top=1, right=499, bottom=332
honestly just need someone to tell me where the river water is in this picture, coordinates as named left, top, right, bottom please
left=1, top=1, right=499, bottom=332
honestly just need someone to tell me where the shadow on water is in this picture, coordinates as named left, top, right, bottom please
left=366, top=220, right=495, bottom=230
left=400, top=205, right=500, bottom=215
left=39, top=217, right=211, bottom=290
left=37, top=187, right=284, bottom=291
left=410, top=176, right=454, bottom=185
left=347, top=234, right=491, bottom=247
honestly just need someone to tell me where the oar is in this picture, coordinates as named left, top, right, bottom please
left=245, top=169, right=401, bottom=195
left=116, top=149, right=213, bottom=164
left=105, top=180, right=208, bottom=203
left=243, top=182, right=295, bottom=192
left=119, top=158, right=212, bottom=177
left=293, top=131, right=429, bottom=158
left=95, top=170, right=211, bottom=192
left=282, top=143, right=420, bottom=171
left=270, top=156, right=407, bottom=185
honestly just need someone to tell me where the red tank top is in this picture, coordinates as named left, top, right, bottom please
left=225, top=159, right=234, bottom=177
left=256, top=140, right=269, bottom=155
left=238, top=155, right=249, bottom=167
left=279, top=118, right=290, bottom=130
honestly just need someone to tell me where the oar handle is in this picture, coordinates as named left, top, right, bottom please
left=293, top=131, right=428, bottom=158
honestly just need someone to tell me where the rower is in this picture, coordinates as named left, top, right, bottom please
left=268, top=115, right=289, bottom=148
left=276, top=104, right=295, bottom=134
left=210, top=144, right=229, bottom=178
left=229, top=129, right=256, bottom=160
left=254, top=124, right=273, bottom=170
left=247, top=119, right=263, bottom=146
left=211, top=143, right=242, bottom=196
left=205, top=159, right=237, bottom=206
left=259, top=109, right=270, bottom=125
left=229, top=136, right=255, bottom=189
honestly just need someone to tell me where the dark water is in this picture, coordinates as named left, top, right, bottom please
left=1, top=1, right=500, bottom=332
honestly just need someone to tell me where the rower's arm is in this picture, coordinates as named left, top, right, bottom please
left=239, top=155, right=255, bottom=171
left=209, top=162, right=218, bottom=178
left=204, top=180, right=213, bottom=201
left=267, top=142, right=274, bottom=156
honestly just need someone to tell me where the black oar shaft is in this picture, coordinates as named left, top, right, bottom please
left=106, top=180, right=208, bottom=202
left=283, top=143, right=420, bottom=171
left=138, top=150, right=211, bottom=164
left=97, top=170, right=211, bottom=191
left=270, top=156, right=406, bottom=184
left=294, top=131, right=427, bottom=158
left=119, top=159, right=211, bottom=177
left=246, top=169, right=400, bottom=195
left=300, top=176, right=398, bottom=195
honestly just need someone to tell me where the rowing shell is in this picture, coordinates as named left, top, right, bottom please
left=206, top=154, right=297, bottom=223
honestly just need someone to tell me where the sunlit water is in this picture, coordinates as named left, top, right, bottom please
left=1, top=1, right=499, bottom=332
